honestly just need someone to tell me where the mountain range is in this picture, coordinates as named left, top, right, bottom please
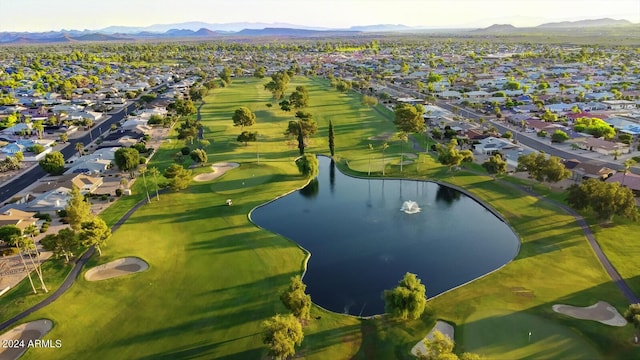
left=0, top=18, right=636, bottom=44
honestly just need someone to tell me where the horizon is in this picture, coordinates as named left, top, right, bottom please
left=1, top=0, right=639, bottom=32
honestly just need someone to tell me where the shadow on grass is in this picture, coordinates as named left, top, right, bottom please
left=459, top=279, right=635, bottom=359
left=135, top=333, right=261, bottom=360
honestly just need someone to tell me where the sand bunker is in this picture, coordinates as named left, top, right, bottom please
left=193, top=162, right=239, bottom=182
left=84, top=257, right=149, bottom=281
left=553, top=301, right=627, bottom=326
left=368, top=132, right=394, bottom=141
left=411, top=320, right=455, bottom=356
left=0, top=319, right=53, bottom=360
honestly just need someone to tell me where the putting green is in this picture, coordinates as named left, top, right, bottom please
left=462, top=309, right=601, bottom=359
left=212, top=163, right=279, bottom=195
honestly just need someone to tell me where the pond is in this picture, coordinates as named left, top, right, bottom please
left=251, top=156, right=519, bottom=316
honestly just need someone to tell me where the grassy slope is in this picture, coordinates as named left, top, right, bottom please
left=6, top=77, right=638, bottom=359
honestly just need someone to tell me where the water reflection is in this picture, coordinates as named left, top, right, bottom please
left=252, top=156, right=519, bottom=316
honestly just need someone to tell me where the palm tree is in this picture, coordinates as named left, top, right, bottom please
left=140, top=167, right=151, bottom=204
left=75, top=142, right=84, bottom=157
left=622, top=159, right=637, bottom=187
left=12, top=234, right=37, bottom=294
left=23, top=224, right=48, bottom=293
left=148, top=167, right=161, bottom=201
left=398, top=132, right=408, bottom=173
left=381, top=142, right=389, bottom=176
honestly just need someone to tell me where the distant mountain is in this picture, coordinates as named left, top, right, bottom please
left=100, top=21, right=326, bottom=34
left=193, top=28, right=219, bottom=37
left=347, top=24, right=412, bottom=32
left=472, top=24, right=519, bottom=33
left=537, top=18, right=633, bottom=28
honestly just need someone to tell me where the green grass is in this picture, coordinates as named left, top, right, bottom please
left=4, top=76, right=639, bottom=359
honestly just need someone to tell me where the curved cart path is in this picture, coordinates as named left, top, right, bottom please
left=0, top=193, right=157, bottom=332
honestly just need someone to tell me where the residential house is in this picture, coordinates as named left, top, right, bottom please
left=0, top=208, right=39, bottom=232
left=563, top=159, right=615, bottom=181
left=25, top=187, right=71, bottom=212
left=31, top=174, right=103, bottom=195
left=573, top=137, right=629, bottom=155
left=473, top=136, right=519, bottom=155
left=606, top=172, right=640, bottom=193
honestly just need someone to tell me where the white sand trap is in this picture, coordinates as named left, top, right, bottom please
left=193, top=162, right=239, bottom=182
left=84, top=257, right=149, bottom=281
left=553, top=301, right=627, bottom=326
left=0, top=319, right=53, bottom=360
left=411, top=320, right=455, bottom=356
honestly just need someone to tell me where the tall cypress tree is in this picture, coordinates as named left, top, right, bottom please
left=297, top=122, right=305, bottom=155
left=328, top=120, right=335, bottom=157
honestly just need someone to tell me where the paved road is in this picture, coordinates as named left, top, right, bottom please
left=0, top=103, right=134, bottom=204
left=378, top=84, right=640, bottom=304
left=0, top=83, right=168, bottom=204
left=382, top=83, right=639, bottom=175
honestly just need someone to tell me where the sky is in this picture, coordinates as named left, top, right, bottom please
left=1, top=0, right=639, bottom=32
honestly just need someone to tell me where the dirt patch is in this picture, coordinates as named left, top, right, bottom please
left=193, top=162, right=239, bottom=182
left=84, top=257, right=149, bottom=281
left=0, top=319, right=53, bottom=360
left=553, top=301, right=626, bottom=326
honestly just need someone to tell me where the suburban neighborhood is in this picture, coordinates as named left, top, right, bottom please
left=0, top=8, right=639, bottom=360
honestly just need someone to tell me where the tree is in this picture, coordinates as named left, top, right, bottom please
left=264, top=71, right=290, bottom=100
left=232, top=107, right=256, bottom=130
left=368, top=143, right=374, bottom=176
left=148, top=167, right=161, bottom=201
left=482, top=154, right=507, bottom=175
left=383, top=272, right=427, bottom=320
left=166, top=166, right=192, bottom=192
left=566, top=179, right=638, bottom=223
left=262, top=314, right=303, bottom=360
left=189, top=149, right=208, bottom=166
left=381, top=142, right=389, bottom=176
left=285, top=115, right=317, bottom=139
left=622, top=159, right=637, bottom=187
left=0, top=225, right=22, bottom=246
left=41, top=228, right=77, bottom=263
left=219, top=66, right=232, bottom=85
left=237, top=131, right=257, bottom=146
left=362, top=95, right=378, bottom=107
left=75, top=142, right=84, bottom=157
left=296, top=154, right=318, bottom=179
left=280, top=275, right=312, bottom=320
left=39, top=151, right=65, bottom=175
left=253, top=66, right=266, bottom=79
left=79, top=217, right=111, bottom=256
left=289, top=86, right=309, bottom=109
left=139, top=167, right=151, bottom=203
left=65, top=185, right=92, bottom=231
left=436, top=139, right=474, bottom=171
left=328, top=120, right=335, bottom=157
left=416, top=330, right=484, bottom=360
left=624, top=304, right=640, bottom=343
left=59, top=133, right=68, bottom=143
left=574, top=117, right=615, bottom=139
left=114, top=147, right=140, bottom=177
left=551, top=130, right=569, bottom=143
left=516, top=152, right=570, bottom=183
left=13, top=235, right=37, bottom=294
left=394, top=103, right=426, bottom=134
left=398, top=132, right=408, bottom=173
left=297, top=122, right=305, bottom=155
left=23, top=224, right=48, bottom=293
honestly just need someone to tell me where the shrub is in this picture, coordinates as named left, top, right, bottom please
left=537, top=130, right=547, bottom=138
left=101, top=194, right=108, bottom=201
left=34, top=213, right=52, bottom=222
left=1, top=248, right=19, bottom=256
left=115, top=188, right=123, bottom=197
left=181, top=146, right=191, bottom=155
left=57, top=209, right=67, bottom=218
left=139, top=156, right=147, bottom=164
left=40, top=223, right=49, bottom=233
